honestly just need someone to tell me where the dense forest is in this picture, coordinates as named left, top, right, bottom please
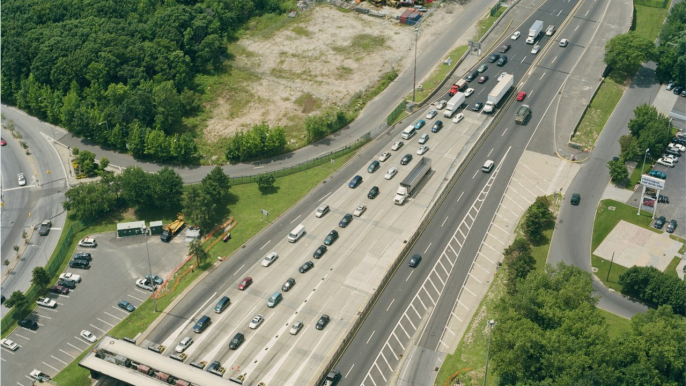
left=2, top=0, right=290, bottom=162
left=655, top=1, right=686, bottom=85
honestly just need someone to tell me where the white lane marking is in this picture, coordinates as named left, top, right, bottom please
left=105, top=311, right=123, bottom=321
left=127, top=294, right=144, bottom=302
left=318, top=192, right=332, bottom=202
left=69, top=342, right=86, bottom=351
left=441, top=216, right=449, bottom=227
left=472, top=170, right=479, bottom=179
left=487, top=148, right=493, bottom=157
left=575, top=24, right=579, bottom=31
left=1, top=186, right=36, bottom=192
left=521, top=56, right=526, bottom=63
left=456, top=192, right=464, bottom=203
left=253, top=166, right=265, bottom=169
left=160, top=292, right=217, bottom=349
left=406, top=270, right=414, bottom=282
left=59, top=349, right=76, bottom=359
left=557, top=9, right=562, bottom=16
left=386, top=299, right=395, bottom=312
left=540, top=73, right=546, bottom=80
left=89, top=324, right=107, bottom=334
left=290, top=215, right=301, bottom=224
left=585, top=10, right=589, bottom=16
left=36, top=314, right=52, bottom=319
left=134, top=288, right=149, bottom=295
left=259, top=240, right=271, bottom=250
left=502, top=128, right=508, bottom=137
left=366, top=331, right=375, bottom=344
left=424, top=243, right=432, bottom=254
left=15, top=334, right=30, bottom=340
left=551, top=56, right=557, bottom=64
left=234, top=265, right=245, bottom=276
left=97, top=318, right=114, bottom=327
left=345, top=364, right=355, bottom=378
left=42, top=362, right=60, bottom=372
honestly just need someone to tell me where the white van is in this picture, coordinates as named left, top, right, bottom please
left=287, top=224, right=306, bottom=242
left=401, top=125, right=416, bottom=140
left=482, top=160, right=495, bottom=173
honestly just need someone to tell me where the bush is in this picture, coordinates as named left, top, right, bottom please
left=618, top=266, right=684, bottom=314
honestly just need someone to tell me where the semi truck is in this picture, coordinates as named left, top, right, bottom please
left=394, top=157, right=432, bottom=205
left=515, top=105, right=532, bottom=125
left=526, top=20, right=543, bottom=44
left=160, top=213, right=185, bottom=242
left=443, top=92, right=465, bottom=117
left=483, top=74, right=513, bottom=113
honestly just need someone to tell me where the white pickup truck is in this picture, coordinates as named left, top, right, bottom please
left=36, top=297, right=57, bottom=308
left=59, top=272, right=82, bottom=282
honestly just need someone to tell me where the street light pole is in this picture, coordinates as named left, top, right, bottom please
left=638, top=148, right=649, bottom=215
left=483, top=319, right=496, bottom=386
left=412, top=27, right=419, bottom=103
left=141, top=227, right=158, bottom=312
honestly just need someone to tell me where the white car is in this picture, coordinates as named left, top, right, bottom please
left=59, top=272, right=82, bottom=282
left=426, top=109, right=438, bottom=119
left=135, top=279, right=156, bottom=291
left=36, top=297, right=57, bottom=308
left=290, top=321, right=304, bottom=335
left=546, top=25, right=556, bottom=36
left=175, top=336, right=193, bottom=353
left=391, top=141, right=404, bottom=151
left=662, top=154, right=678, bottom=163
left=78, top=237, right=97, bottom=248
left=453, top=113, right=464, bottom=124
left=315, top=204, right=330, bottom=218
left=378, top=152, right=391, bottom=162
left=531, top=45, right=541, bottom=54
left=511, top=31, right=521, bottom=40
left=80, top=330, right=97, bottom=343
left=261, top=252, right=278, bottom=267
left=669, top=143, right=685, bottom=152
left=1, top=338, right=19, bottom=351
left=353, top=204, right=367, bottom=217
left=30, top=370, right=51, bottom=382
left=464, top=88, right=474, bottom=97
left=417, top=145, right=429, bottom=155
left=418, top=133, right=429, bottom=144
left=497, top=72, right=508, bottom=82
left=559, top=39, right=569, bottom=47
left=249, top=314, right=264, bottom=329
left=17, top=173, right=26, bottom=186
left=435, top=100, right=447, bottom=110
left=384, top=167, right=398, bottom=180
left=656, top=158, right=675, bottom=168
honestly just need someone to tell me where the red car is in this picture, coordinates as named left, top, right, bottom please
left=0, top=138, right=5, bottom=146
left=499, top=44, right=511, bottom=53
left=516, top=91, right=527, bottom=101
left=477, top=76, right=489, bottom=84
left=237, top=277, right=252, bottom=290
left=49, top=285, right=69, bottom=295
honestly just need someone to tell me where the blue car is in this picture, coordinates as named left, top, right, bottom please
left=431, top=121, right=443, bottom=133
left=414, top=120, right=426, bottom=130
left=649, top=170, right=666, bottom=179
left=118, top=300, right=135, bottom=312
left=349, top=175, right=363, bottom=188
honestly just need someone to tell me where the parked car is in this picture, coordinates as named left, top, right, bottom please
left=313, top=245, right=327, bottom=259
left=282, top=278, right=296, bottom=291
left=78, top=237, right=97, bottom=248
left=649, top=170, right=666, bottom=179
left=658, top=194, right=669, bottom=203
left=145, top=274, right=163, bottom=285
left=73, top=252, right=92, bottom=261
left=391, top=141, right=404, bottom=151
left=36, top=297, right=57, bottom=308
left=418, top=133, right=429, bottom=144
left=18, top=319, right=38, bottom=330
left=136, top=278, right=156, bottom=291
left=379, top=152, right=391, bottom=162
left=353, top=204, right=367, bottom=216
left=348, top=175, right=363, bottom=188
left=339, top=214, right=353, bottom=228
left=57, top=278, right=76, bottom=289
left=674, top=86, right=684, bottom=95
left=59, top=272, right=82, bottom=282
left=316, top=315, right=331, bottom=330
left=667, top=219, right=677, bottom=233
left=69, top=259, right=90, bottom=269
left=324, top=230, right=339, bottom=245
left=80, top=330, right=97, bottom=343
left=431, top=121, right=443, bottom=133
left=30, top=370, right=51, bottom=382
left=238, top=277, right=253, bottom=290
left=367, top=186, right=380, bottom=199
left=118, top=300, right=135, bottom=312
left=299, top=261, right=314, bottom=273
left=1, top=338, right=19, bottom=351
left=654, top=216, right=666, bottom=229
left=409, top=254, right=422, bottom=268
left=261, top=252, right=278, bottom=267
left=667, top=82, right=676, bottom=91
left=49, top=285, right=69, bottom=295
left=656, top=158, right=675, bottom=168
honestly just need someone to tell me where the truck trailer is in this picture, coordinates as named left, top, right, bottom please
left=526, top=20, right=543, bottom=44
left=394, top=157, right=432, bottom=205
left=483, top=74, right=513, bottom=113
left=443, top=92, right=465, bottom=117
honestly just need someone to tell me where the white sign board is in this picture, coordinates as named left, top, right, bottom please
left=640, top=175, right=665, bottom=190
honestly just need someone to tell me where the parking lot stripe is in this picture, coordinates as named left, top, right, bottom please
left=59, top=294, right=70, bottom=298
left=36, top=314, right=52, bottom=319
left=68, top=342, right=85, bottom=351
left=104, top=311, right=123, bottom=321
left=52, top=355, right=70, bottom=365
left=97, top=318, right=115, bottom=327
left=89, top=324, right=107, bottom=333
left=42, top=361, right=60, bottom=372
left=37, top=323, right=45, bottom=326
left=1, top=357, right=4, bottom=362
left=1, top=348, right=15, bottom=355
left=14, top=334, right=30, bottom=340
left=39, top=307, right=58, bottom=313
left=127, top=294, right=144, bottom=302
left=59, top=349, right=76, bottom=359
left=134, top=288, right=149, bottom=295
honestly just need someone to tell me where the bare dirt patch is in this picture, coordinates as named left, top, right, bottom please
left=203, top=3, right=469, bottom=142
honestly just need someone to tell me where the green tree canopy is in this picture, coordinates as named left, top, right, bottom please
left=604, top=33, right=656, bottom=80
left=502, top=238, right=535, bottom=294
left=607, top=158, right=629, bottom=183
left=31, top=267, right=51, bottom=292
left=4, top=290, right=28, bottom=310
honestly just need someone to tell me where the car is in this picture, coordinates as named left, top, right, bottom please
left=59, top=272, right=82, bottom=282
left=38, top=220, right=52, bottom=236
left=511, top=31, right=521, bottom=40
left=654, top=216, right=666, bottom=229
left=80, top=330, right=97, bottom=343
left=261, top=251, right=278, bottom=267
left=282, top=278, right=296, bottom=291
left=436, top=100, right=447, bottom=110
left=367, top=186, right=380, bottom=199
left=663, top=154, right=679, bottom=163
left=315, top=204, right=330, bottom=218
left=379, top=152, right=391, bottom=162
left=30, top=370, right=51, bottom=382
left=426, top=109, right=438, bottom=119
left=1, top=338, right=19, bottom=351
left=348, top=175, right=363, bottom=188
left=290, top=321, right=303, bottom=335
left=414, top=5, right=427, bottom=12
left=431, top=120, right=443, bottom=133
left=656, top=158, right=675, bottom=168
left=669, top=143, right=685, bottom=152
left=570, top=193, right=581, bottom=206
left=175, top=336, right=193, bottom=353
left=391, top=141, right=404, bottom=151
left=324, top=370, right=342, bottom=385
left=497, top=72, right=508, bottom=82
left=516, top=91, right=527, bottom=101
left=206, top=361, right=224, bottom=375
left=400, top=154, right=413, bottom=165
left=0, top=138, right=5, bottom=146
left=649, top=170, right=666, bottom=179
left=465, top=70, right=479, bottom=81
left=482, top=160, right=495, bottom=173
left=118, top=300, right=135, bottom=312
left=417, top=145, right=429, bottom=155
left=17, top=173, right=26, bottom=186
left=238, top=277, right=253, bottom=290
left=499, top=44, right=511, bottom=53
left=667, top=220, right=677, bottom=233
left=546, top=25, right=556, bottom=35
left=313, top=245, right=327, bottom=259
left=488, top=54, right=500, bottom=63
left=472, top=102, right=483, bottom=111
left=299, top=261, right=314, bottom=273
left=666, top=82, right=676, bottom=91
left=353, top=204, right=367, bottom=216
left=496, top=56, right=508, bottom=66
left=229, top=333, right=245, bottom=350
left=316, top=314, right=331, bottom=330
left=409, top=254, right=422, bottom=267
left=73, top=252, right=92, bottom=261
left=531, top=45, right=541, bottom=54
left=324, top=230, right=339, bottom=245
left=418, top=133, right=429, bottom=144
left=136, top=278, right=156, bottom=291
left=673, top=137, right=686, bottom=145
left=453, top=113, right=464, bottom=123
left=681, top=90, right=686, bottom=97
left=339, top=214, right=353, bottom=228
left=412, top=120, right=426, bottom=132
left=384, top=167, right=399, bottom=180
left=249, top=314, right=264, bottom=329
left=367, top=160, right=380, bottom=173
left=49, top=285, right=69, bottom=295
left=57, top=278, right=76, bottom=289
left=477, top=64, right=488, bottom=73
left=673, top=86, right=684, bottom=95
left=78, top=237, right=97, bottom=248
left=145, top=274, right=163, bottom=285
left=559, top=39, right=569, bottom=47
left=19, top=319, right=38, bottom=330
left=464, top=88, right=474, bottom=97
left=665, top=147, right=681, bottom=157
left=477, top=76, right=489, bottom=84
left=658, top=194, right=669, bottom=203
left=193, top=315, right=211, bottom=333
left=69, top=259, right=89, bottom=269
left=36, top=297, right=56, bottom=308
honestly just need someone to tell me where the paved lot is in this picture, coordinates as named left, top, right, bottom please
left=1, top=231, right=188, bottom=386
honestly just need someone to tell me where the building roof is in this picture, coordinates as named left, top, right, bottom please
left=116, top=221, right=146, bottom=231
left=149, top=221, right=164, bottom=227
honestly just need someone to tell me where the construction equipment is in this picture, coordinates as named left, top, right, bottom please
left=160, top=214, right=185, bottom=242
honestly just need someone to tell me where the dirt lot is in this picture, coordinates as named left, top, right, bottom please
left=203, top=3, right=474, bottom=142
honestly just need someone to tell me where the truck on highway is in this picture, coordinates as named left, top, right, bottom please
left=483, top=74, right=514, bottom=113
left=515, top=105, right=532, bottom=125
left=443, top=92, right=465, bottom=117
left=394, top=157, right=432, bottom=205
left=526, top=20, right=543, bottom=44
left=160, top=213, right=185, bottom=242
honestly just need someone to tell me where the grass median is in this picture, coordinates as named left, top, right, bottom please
left=408, top=45, right=469, bottom=103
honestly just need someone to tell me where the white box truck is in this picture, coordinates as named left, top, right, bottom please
left=526, top=20, right=543, bottom=44
left=443, top=92, right=465, bottom=117
left=394, top=157, right=432, bottom=205
left=483, top=74, right=513, bottom=113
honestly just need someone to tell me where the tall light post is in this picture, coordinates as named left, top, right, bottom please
left=638, top=148, right=649, bottom=215
left=141, top=227, right=158, bottom=313
left=412, top=27, right=419, bottom=103
left=483, top=319, right=496, bottom=386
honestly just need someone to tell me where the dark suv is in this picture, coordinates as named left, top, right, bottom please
left=69, top=259, right=90, bottom=269
left=324, top=230, right=339, bottom=246
left=367, top=186, right=380, bottom=199
left=229, top=333, right=245, bottom=350
left=465, top=70, right=479, bottom=81
left=19, top=319, right=38, bottom=330
left=73, top=252, right=92, bottom=261
left=57, top=278, right=76, bottom=289
left=654, top=216, right=666, bottom=229
left=316, top=315, right=331, bottom=330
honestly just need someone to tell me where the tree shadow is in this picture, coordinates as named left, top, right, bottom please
left=258, top=186, right=280, bottom=195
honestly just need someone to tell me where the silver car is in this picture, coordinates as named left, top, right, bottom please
left=175, top=336, right=193, bottom=353
left=531, top=45, right=541, bottom=54
left=290, top=321, right=303, bottom=335
left=418, top=133, right=429, bottom=144
left=384, top=167, right=398, bottom=180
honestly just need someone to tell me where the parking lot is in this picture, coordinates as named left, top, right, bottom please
left=1, top=231, right=189, bottom=386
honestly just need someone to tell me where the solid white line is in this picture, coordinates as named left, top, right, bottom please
left=259, top=240, right=271, bottom=250
left=441, top=216, right=449, bottom=227
left=456, top=191, right=464, bottom=203
left=557, top=9, right=562, bottom=16
left=501, top=127, right=508, bottom=136
left=585, top=10, right=589, bottom=16
left=234, top=265, right=245, bottom=276
left=290, top=215, right=301, bottom=224
left=69, top=342, right=86, bottom=351
left=551, top=56, right=557, bottom=64
left=345, top=364, right=355, bottom=378
left=89, top=324, right=107, bottom=333
left=42, top=362, right=60, bottom=372
left=366, top=331, right=375, bottom=344
left=97, top=318, right=115, bottom=327
left=406, top=271, right=414, bottom=282
left=134, top=288, right=148, bottom=294
left=472, top=170, right=478, bottom=179
left=127, top=294, right=144, bottom=302
left=105, top=311, right=123, bottom=321
left=575, top=24, right=579, bottom=31
left=318, top=192, right=332, bottom=202
left=521, top=56, right=526, bottom=63
left=424, top=243, right=431, bottom=254
left=14, top=334, right=30, bottom=341
left=37, top=314, right=52, bottom=319
left=59, top=349, right=76, bottom=359
left=386, top=299, right=395, bottom=312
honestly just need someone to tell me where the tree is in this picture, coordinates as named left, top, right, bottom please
left=120, top=166, right=150, bottom=209
left=604, top=33, right=656, bottom=80
left=4, top=290, right=28, bottom=310
left=619, top=134, right=640, bottom=161
left=256, top=174, right=275, bottom=192
left=202, top=166, right=230, bottom=202
left=63, top=179, right=120, bottom=221
left=32, top=267, right=51, bottom=292
left=100, top=157, right=110, bottom=170
left=149, top=167, right=184, bottom=211
left=522, top=196, right=555, bottom=242
left=618, top=266, right=684, bottom=314
left=75, top=150, right=97, bottom=175
left=188, top=238, right=208, bottom=267
left=607, top=159, right=629, bottom=183
left=183, top=185, right=218, bottom=231
left=502, top=238, right=535, bottom=294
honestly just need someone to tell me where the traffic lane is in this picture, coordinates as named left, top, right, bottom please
left=0, top=132, right=32, bottom=254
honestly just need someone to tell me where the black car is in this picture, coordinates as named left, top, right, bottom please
left=282, top=278, right=296, bottom=292
left=673, top=137, right=686, bottom=145
left=654, top=216, right=666, bottom=229
left=499, top=44, right=511, bottom=53
left=570, top=193, right=581, bottom=206
left=465, top=70, right=479, bottom=81
left=73, top=252, right=92, bottom=261
left=367, top=160, right=380, bottom=173
left=299, top=261, right=314, bottom=273
left=431, top=121, right=443, bottom=133
left=667, top=219, right=677, bottom=233
left=673, top=86, right=684, bottom=95
left=472, top=102, right=483, bottom=111
left=206, top=361, right=222, bottom=375
left=400, top=154, right=413, bottom=165
left=324, top=230, right=339, bottom=246
left=316, top=314, right=331, bottom=330
left=57, top=278, right=76, bottom=289
left=313, top=245, right=327, bottom=259
left=488, top=54, right=500, bottom=63
left=409, top=254, right=422, bottom=268
left=339, top=214, right=353, bottom=228
left=658, top=194, right=669, bottom=204
left=229, top=333, right=245, bottom=350
left=348, top=175, right=363, bottom=188
left=18, top=319, right=38, bottom=330
left=69, top=259, right=90, bottom=269
left=367, top=186, right=380, bottom=199
left=496, top=56, right=508, bottom=66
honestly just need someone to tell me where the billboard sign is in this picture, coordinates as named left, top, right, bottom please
left=640, top=175, right=665, bottom=190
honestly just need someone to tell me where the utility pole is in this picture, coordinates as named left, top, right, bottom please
left=483, top=319, right=496, bottom=386
left=141, top=227, right=157, bottom=312
left=412, top=27, right=419, bottom=103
